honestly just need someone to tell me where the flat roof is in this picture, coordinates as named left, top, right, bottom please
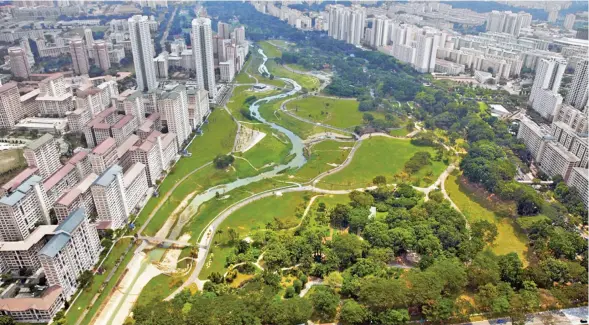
left=1, top=167, right=38, bottom=194
left=43, top=163, right=75, bottom=191
left=92, top=137, right=116, bottom=155
left=0, top=175, right=43, bottom=206
left=68, top=149, right=89, bottom=165
left=117, top=134, right=140, bottom=157
left=93, top=164, right=123, bottom=187
left=0, top=225, right=56, bottom=252
left=546, top=141, right=581, bottom=162
left=20, top=89, right=40, bottom=102
left=0, top=81, right=17, bottom=93
left=26, top=133, right=54, bottom=150
left=112, top=114, right=135, bottom=129
left=0, top=285, right=62, bottom=312
left=123, top=162, right=145, bottom=187
left=56, top=173, right=98, bottom=206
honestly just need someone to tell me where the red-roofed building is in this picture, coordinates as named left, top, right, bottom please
left=90, top=137, right=118, bottom=175
left=0, top=285, right=64, bottom=323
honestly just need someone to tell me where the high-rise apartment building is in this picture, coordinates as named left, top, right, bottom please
left=192, top=18, right=216, bottom=98
left=93, top=40, right=111, bottom=71
left=8, top=47, right=31, bottom=79
left=91, top=165, right=128, bottom=229
left=36, top=73, right=74, bottom=117
left=529, top=57, right=567, bottom=119
left=0, top=174, right=50, bottom=241
left=0, top=82, right=24, bottom=129
left=486, top=11, right=530, bottom=36
left=327, top=4, right=366, bottom=46
left=548, top=9, right=558, bottom=23
left=217, top=21, right=231, bottom=39
left=564, top=14, right=576, bottom=30
left=566, top=167, right=588, bottom=208
left=90, top=137, right=118, bottom=175
left=129, top=15, right=158, bottom=92
left=566, top=59, right=588, bottom=111
left=157, top=84, right=191, bottom=146
left=39, top=208, right=101, bottom=299
left=69, top=37, right=89, bottom=75
left=414, top=30, right=441, bottom=73
left=234, top=26, right=246, bottom=45
left=370, top=16, right=389, bottom=48
left=23, top=134, right=61, bottom=178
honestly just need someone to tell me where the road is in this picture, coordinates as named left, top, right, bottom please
left=159, top=6, right=178, bottom=50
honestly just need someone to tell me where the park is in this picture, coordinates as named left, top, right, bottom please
left=68, top=34, right=587, bottom=325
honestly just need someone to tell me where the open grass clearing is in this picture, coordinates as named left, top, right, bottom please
left=285, top=96, right=382, bottom=130
left=445, top=172, right=529, bottom=265
left=258, top=40, right=282, bottom=58
left=318, top=137, right=447, bottom=190
left=258, top=100, right=335, bottom=140
left=135, top=274, right=184, bottom=307
left=286, top=140, right=353, bottom=183
left=239, top=124, right=293, bottom=169
left=266, top=60, right=320, bottom=91
left=226, top=85, right=281, bottom=121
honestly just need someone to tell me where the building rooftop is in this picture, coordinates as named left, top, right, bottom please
left=40, top=208, right=86, bottom=258
left=76, top=87, right=101, bottom=98
left=93, top=164, right=123, bottom=187
left=20, top=89, right=40, bottom=102
left=1, top=167, right=38, bottom=194
left=0, top=285, right=62, bottom=312
left=68, top=149, right=89, bottom=165
left=117, top=134, right=140, bottom=157
left=546, top=141, right=582, bottom=162
left=43, top=163, right=75, bottom=191
left=26, top=133, right=54, bottom=150
left=0, top=175, right=43, bottom=206
left=112, top=114, right=135, bottom=129
left=0, top=82, right=17, bottom=94
left=123, top=162, right=145, bottom=187
left=0, top=225, right=56, bottom=252
left=56, top=173, right=98, bottom=206
left=92, top=137, right=116, bottom=155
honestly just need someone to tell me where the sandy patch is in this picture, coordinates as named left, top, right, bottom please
left=154, top=191, right=197, bottom=239
left=93, top=252, right=161, bottom=325
left=235, top=125, right=266, bottom=153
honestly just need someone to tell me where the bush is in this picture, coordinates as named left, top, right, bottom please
left=213, top=154, right=235, bottom=169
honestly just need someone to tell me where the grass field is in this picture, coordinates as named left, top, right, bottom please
left=136, top=108, right=241, bottom=236
left=266, top=60, right=320, bottom=91
left=0, top=148, right=25, bottom=174
left=445, top=173, right=529, bottom=264
left=135, top=274, right=183, bottom=307
left=318, top=137, right=447, bottom=189
left=285, top=97, right=381, bottom=130
left=200, top=191, right=309, bottom=279
left=259, top=40, right=282, bottom=58
left=286, top=140, right=353, bottom=182
left=258, top=99, right=335, bottom=140
left=239, top=125, right=293, bottom=169
left=249, top=55, right=287, bottom=88
left=66, top=239, right=135, bottom=324
left=226, top=85, right=281, bottom=120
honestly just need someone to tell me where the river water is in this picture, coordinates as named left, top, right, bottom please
left=166, top=49, right=307, bottom=241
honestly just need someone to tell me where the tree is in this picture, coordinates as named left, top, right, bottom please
left=324, top=271, right=343, bottom=288
left=77, top=270, right=94, bottom=289
left=340, top=300, right=368, bottom=325
left=284, top=286, right=296, bottom=298
left=0, top=316, right=15, bottom=325
left=422, top=298, right=456, bottom=323
left=331, top=234, right=364, bottom=268
left=498, top=253, right=523, bottom=287
left=329, top=204, right=351, bottom=228
left=373, top=175, right=387, bottom=185
left=309, top=286, right=340, bottom=320
left=468, top=250, right=500, bottom=288
left=349, top=190, right=374, bottom=207
left=376, top=309, right=410, bottom=325
left=213, top=154, right=234, bottom=169
left=358, top=277, right=407, bottom=312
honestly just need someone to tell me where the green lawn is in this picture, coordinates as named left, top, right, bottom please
left=66, top=240, right=136, bottom=325
left=266, top=60, right=320, bottom=91
left=226, top=85, right=281, bottom=121
left=239, top=125, right=292, bottom=169
left=258, top=99, right=336, bottom=140
left=200, top=191, right=309, bottom=279
left=286, top=97, right=379, bottom=130
left=135, top=274, right=183, bottom=307
left=318, top=137, right=447, bottom=189
left=286, top=140, right=353, bottom=182
left=0, top=148, right=25, bottom=173
left=445, top=173, right=529, bottom=265
left=135, top=108, right=239, bottom=235
left=389, top=124, right=411, bottom=137
left=258, top=40, right=282, bottom=58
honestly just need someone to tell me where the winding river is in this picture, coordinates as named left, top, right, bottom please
left=99, top=48, right=310, bottom=325
left=165, top=49, right=308, bottom=241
